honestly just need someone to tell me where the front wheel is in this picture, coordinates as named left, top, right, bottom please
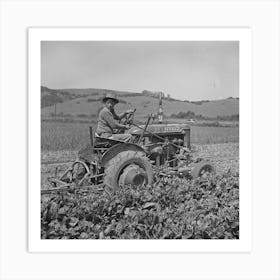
left=191, top=161, right=215, bottom=179
left=104, top=151, right=153, bottom=191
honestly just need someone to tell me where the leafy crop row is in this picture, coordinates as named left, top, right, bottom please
left=41, top=174, right=239, bottom=239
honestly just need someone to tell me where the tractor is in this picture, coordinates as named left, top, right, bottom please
left=45, top=98, right=215, bottom=194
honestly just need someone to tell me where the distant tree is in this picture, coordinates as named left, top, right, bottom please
left=170, top=111, right=208, bottom=120
left=142, top=90, right=150, bottom=95
left=217, top=114, right=239, bottom=121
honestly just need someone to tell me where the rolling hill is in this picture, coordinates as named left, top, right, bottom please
left=41, top=86, right=239, bottom=119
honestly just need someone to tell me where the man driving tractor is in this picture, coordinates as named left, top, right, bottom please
left=95, top=92, right=134, bottom=142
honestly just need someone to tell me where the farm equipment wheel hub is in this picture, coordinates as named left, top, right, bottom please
left=119, top=164, right=147, bottom=186
left=70, top=161, right=90, bottom=186
left=191, top=161, right=216, bottom=179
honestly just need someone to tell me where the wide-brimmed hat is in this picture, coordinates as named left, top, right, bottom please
left=102, top=92, right=119, bottom=104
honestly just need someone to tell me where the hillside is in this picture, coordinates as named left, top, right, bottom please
left=41, top=86, right=239, bottom=119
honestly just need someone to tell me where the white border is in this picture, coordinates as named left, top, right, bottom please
left=28, top=27, right=251, bottom=253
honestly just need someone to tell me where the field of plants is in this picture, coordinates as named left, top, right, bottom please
left=41, top=173, right=239, bottom=239
left=41, top=121, right=239, bottom=151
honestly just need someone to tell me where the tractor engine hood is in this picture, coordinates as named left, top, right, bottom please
left=128, top=123, right=190, bottom=135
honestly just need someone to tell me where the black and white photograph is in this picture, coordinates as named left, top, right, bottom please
left=2, top=0, right=280, bottom=279
left=40, top=40, right=239, bottom=240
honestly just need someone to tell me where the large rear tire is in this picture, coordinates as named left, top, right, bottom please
left=104, top=151, right=153, bottom=191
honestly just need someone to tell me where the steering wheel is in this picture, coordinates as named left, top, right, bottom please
left=122, top=108, right=136, bottom=126
left=115, top=109, right=136, bottom=134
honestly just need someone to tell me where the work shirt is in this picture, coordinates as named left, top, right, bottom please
left=96, top=107, right=122, bottom=135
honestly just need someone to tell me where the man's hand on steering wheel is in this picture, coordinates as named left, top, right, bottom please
left=122, top=108, right=136, bottom=125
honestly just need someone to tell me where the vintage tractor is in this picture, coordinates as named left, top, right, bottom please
left=45, top=105, right=215, bottom=194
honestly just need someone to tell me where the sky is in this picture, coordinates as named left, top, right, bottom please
left=41, top=41, right=239, bottom=101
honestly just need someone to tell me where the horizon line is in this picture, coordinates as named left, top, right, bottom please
left=41, top=85, right=239, bottom=102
